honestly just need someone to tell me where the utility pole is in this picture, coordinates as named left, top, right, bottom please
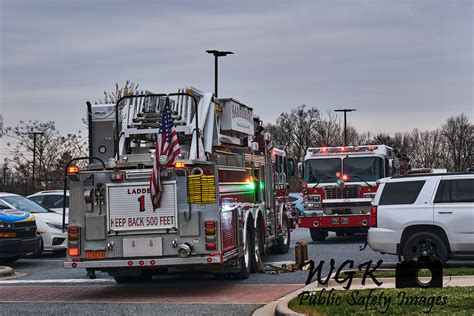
left=2, top=166, right=8, bottom=187
left=334, top=109, right=356, bottom=146
left=206, top=50, right=234, bottom=97
left=27, top=132, right=44, bottom=190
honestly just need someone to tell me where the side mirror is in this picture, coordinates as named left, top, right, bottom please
left=287, top=158, right=295, bottom=176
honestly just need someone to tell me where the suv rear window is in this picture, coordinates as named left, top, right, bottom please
left=434, top=179, right=474, bottom=203
left=379, top=181, right=425, bottom=205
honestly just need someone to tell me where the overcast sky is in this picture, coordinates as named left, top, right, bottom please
left=1, top=0, right=472, bottom=144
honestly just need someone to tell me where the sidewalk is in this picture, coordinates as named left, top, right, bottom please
left=252, top=275, right=474, bottom=316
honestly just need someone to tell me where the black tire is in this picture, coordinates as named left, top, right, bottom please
left=310, top=228, right=327, bottom=241
left=271, top=214, right=291, bottom=254
left=232, top=221, right=253, bottom=279
left=251, top=219, right=264, bottom=273
left=28, top=237, right=43, bottom=257
left=402, top=231, right=449, bottom=264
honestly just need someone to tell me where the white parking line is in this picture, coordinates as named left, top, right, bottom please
left=0, top=278, right=114, bottom=284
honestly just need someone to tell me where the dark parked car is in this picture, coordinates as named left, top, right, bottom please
left=0, top=200, right=41, bottom=263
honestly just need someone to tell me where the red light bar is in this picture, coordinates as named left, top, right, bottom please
left=309, top=146, right=379, bottom=154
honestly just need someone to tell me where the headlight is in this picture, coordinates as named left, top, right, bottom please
left=0, top=222, right=14, bottom=228
left=46, top=222, right=63, bottom=230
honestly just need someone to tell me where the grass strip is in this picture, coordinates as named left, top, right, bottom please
left=289, top=286, right=474, bottom=315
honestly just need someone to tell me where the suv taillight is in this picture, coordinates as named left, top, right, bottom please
left=370, top=206, right=377, bottom=227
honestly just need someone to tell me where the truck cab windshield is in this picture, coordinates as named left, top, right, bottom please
left=303, top=158, right=341, bottom=183
left=343, top=157, right=384, bottom=182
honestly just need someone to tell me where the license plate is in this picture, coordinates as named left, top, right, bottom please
left=123, top=237, right=163, bottom=257
left=85, top=250, right=106, bottom=260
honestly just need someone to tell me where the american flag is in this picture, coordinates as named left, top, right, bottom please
left=150, top=97, right=181, bottom=209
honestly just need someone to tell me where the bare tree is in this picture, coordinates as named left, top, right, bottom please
left=409, top=129, right=445, bottom=169
left=1, top=120, right=87, bottom=194
left=441, top=113, right=473, bottom=171
left=98, top=80, right=139, bottom=110
left=267, top=105, right=320, bottom=164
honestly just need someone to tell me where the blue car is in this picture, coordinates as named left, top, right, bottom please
left=289, top=193, right=304, bottom=216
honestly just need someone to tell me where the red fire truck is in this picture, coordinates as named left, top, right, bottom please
left=63, top=88, right=295, bottom=282
left=298, top=145, right=405, bottom=241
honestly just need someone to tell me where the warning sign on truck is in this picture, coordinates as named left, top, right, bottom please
left=106, top=182, right=177, bottom=232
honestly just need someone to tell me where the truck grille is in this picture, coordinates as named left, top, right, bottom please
left=324, top=185, right=360, bottom=199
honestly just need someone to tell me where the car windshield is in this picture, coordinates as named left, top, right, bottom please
left=303, top=158, right=341, bottom=183
left=343, top=157, right=384, bottom=182
left=0, top=201, right=11, bottom=210
left=1, top=196, right=50, bottom=213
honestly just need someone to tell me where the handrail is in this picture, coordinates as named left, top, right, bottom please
left=114, top=92, right=200, bottom=159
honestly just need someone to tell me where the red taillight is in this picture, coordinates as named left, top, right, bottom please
left=206, top=243, right=216, bottom=250
left=139, top=260, right=144, bottom=266
left=128, top=261, right=133, bottom=266
left=205, top=221, right=217, bottom=251
left=68, top=226, right=80, bottom=257
left=301, top=182, right=308, bottom=189
left=150, top=260, right=156, bottom=265
left=370, top=206, right=378, bottom=227
left=205, top=221, right=216, bottom=228
left=342, top=174, right=349, bottom=182
left=68, top=226, right=79, bottom=234
left=68, top=248, right=79, bottom=256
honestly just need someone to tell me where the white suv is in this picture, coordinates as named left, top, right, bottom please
left=368, top=172, right=474, bottom=263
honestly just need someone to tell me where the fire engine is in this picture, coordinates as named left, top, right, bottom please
left=63, top=88, right=295, bottom=282
left=297, top=145, right=406, bottom=241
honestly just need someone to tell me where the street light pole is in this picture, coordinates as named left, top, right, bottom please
left=206, top=50, right=234, bottom=98
left=334, top=109, right=357, bottom=146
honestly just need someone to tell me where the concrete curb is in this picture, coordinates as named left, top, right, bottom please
left=275, top=300, right=305, bottom=316
left=0, top=266, right=14, bottom=277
